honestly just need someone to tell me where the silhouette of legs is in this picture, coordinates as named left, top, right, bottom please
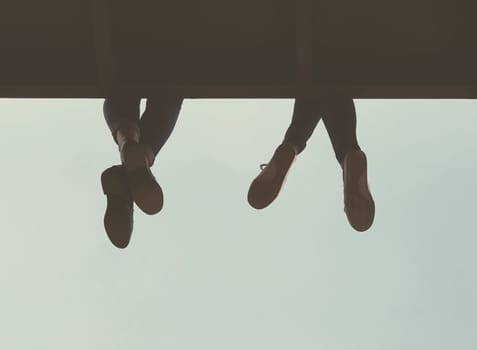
left=103, top=96, right=141, bottom=149
left=101, top=96, right=183, bottom=248
left=248, top=97, right=375, bottom=231
left=283, top=97, right=360, bottom=163
left=139, top=98, right=183, bottom=159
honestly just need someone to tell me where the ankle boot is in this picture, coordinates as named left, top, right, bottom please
left=248, top=142, right=297, bottom=209
left=101, top=165, right=133, bottom=248
left=342, top=149, right=375, bottom=232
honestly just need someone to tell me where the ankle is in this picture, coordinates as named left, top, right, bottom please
left=144, top=145, right=155, bottom=166
left=340, top=149, right=364, bottom=169
left=280, top=142, right=298, bottom=155
left=115, top=123, right=141, bottom=150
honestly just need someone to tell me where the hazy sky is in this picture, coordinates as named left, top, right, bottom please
left=0, top=99, right=476, bottom=350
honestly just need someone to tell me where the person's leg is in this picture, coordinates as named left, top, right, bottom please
left=320, top=97, right=360, bottom=165
left=320, top=98, right=375, bottom=232
left=103, top=97, right=142, bottom=150
left=139, top=97, right=183, bottom=164
left=247, top=98, right=321, bottom=209
left=283, top=98, right=322, bottom=154
left=120, top=96, right=183, bottom=215
left=101, top=97, right=141, bottom=249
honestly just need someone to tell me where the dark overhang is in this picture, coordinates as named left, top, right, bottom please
left=1, top=0, right=476, bottom=98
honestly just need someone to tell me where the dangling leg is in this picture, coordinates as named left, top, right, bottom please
left=123, top=96, right=183, bottom=214
left=282, top=98, right=322, bottom=155
left=139, top=97, right=183, bottom=163
left=101, top=96, right=141, bottom=249
left=103, top=96, right=142, bottom=154
left=247, top=98, right=321, bottom=209
left=321, top=97, right=375, bottom=231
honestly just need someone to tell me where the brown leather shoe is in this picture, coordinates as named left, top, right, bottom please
left=121, top=141, right=163, bottom=215
left=101, top=165, right=133, bottom=248
left=248, top=143, right=297, bottom=209
left=342, top=149, right=375, bottom=232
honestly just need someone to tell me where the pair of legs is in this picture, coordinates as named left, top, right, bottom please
left=248, top=97, right=375, bottom=231
left=103, top=96, right=183, bottom=163
left=284, top=97, right=360, bottom=164
left=101, top=96, right=183, bottom=248
left=101, top=96, right=374, bottom=248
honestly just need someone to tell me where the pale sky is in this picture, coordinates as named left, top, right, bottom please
left=0, top=99, right=476, bottom=350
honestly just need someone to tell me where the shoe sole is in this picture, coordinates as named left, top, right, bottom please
left=343, top=150, right=375, bottom=232
left=248, top=144, right=296, bottom=209
left=121, top=142, right=163, bottom=215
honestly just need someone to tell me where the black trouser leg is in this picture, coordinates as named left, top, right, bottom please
left=320, top=98, right=361, bottom=166
left=282, top=98, right=322, bottom=154
left=139, top=97, right=183, bottom=157
left=103, top=97, right=141, bottom=140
